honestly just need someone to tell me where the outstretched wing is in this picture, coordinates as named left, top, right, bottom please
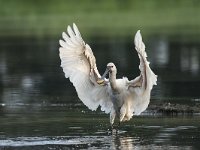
left=59, top=23, right=112, bottom=113
left=127, top=30, right=157, bottom=115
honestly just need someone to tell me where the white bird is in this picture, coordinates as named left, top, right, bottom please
left=59, top=23, right=157, bottom=127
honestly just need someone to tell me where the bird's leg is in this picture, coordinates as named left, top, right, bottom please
left=110, top=123, right=114, bottom=131
left=119, top=105, right=126, bottom=122
left=109, top=108, right=116, bottom=131
left=118, top=121, right=121, bottom=128
left=114, top=121, right=121, bottom=134
left=110, top=110, right=116, bottom=125
left=110, top=121, right=121, bottom=135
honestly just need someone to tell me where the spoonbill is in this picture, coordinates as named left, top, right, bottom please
left=59, top=24, right=157, bottom=127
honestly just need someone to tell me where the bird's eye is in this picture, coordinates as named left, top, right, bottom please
left=111, top=66, right=113, bottom=68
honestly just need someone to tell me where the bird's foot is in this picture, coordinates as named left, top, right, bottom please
left=111, top=126, right=118, bottom=135
left=109, top=122, right=121, bottom=134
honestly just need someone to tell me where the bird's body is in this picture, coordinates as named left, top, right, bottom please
left=59, top=23, right=157, bottom=126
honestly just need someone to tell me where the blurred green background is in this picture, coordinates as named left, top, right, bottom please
left=0, top=0, right=200, bottom=41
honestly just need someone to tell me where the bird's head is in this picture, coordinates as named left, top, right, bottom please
left=106, top=62, right=117, bottom=74
left=97, top=62, right=117, bottom=85
left=101, top=62, right=117, bottom=78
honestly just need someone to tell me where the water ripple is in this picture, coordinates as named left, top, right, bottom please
left=0, top=136, right=108, bottom=147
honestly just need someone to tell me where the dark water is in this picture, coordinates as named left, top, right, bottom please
left=0, top=36, right=200, bottom=149
left=0, top=104, right=200, bottom=149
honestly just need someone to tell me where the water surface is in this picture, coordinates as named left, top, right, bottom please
left=0, top=103, right=200, bottom=149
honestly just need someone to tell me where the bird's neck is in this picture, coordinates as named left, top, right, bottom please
left=109, top=72, right=118, bottom=92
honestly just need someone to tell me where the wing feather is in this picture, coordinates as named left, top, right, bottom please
left=62, top=32, right=74, bottom=46
left=73, top=23, right=82, bottom=37
left=127, top=30, right=157, bottom=115
left=59, top=23, right=112, bottom=113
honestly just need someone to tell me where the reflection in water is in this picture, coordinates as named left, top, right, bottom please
left=181, top=47, right=199, bottom=75
left=0, top=36, right=199, bottom=111
left=149, top=37, right=169, bottom=67
left=0, top=36, right=200, bottom=106
left=0, top=128, right=195, bottom=149
left=109, top=38, right=128, bottom=69
left=2, top=75, right=42, bottom=113
left=112, top=133, right=135, bottom=150
left=149, top=37, right=200, bottom=77
left=153, top=39, right=200, bottom=99
left=181, top=47, right=190, bottom=72
left=191, top=48, right=199, bottom=75
left=21, top=76, right=34, bottom=88
left=0, top=54, right=7, bottom=74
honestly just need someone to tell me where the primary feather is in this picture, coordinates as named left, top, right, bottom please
left=59, top=24, right=157, bottom=125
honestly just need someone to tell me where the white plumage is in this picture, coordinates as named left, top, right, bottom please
left=59, top=23, right=157, bottom=125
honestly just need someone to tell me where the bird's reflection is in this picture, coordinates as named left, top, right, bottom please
left=111, top=131, right=138, bottom=150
